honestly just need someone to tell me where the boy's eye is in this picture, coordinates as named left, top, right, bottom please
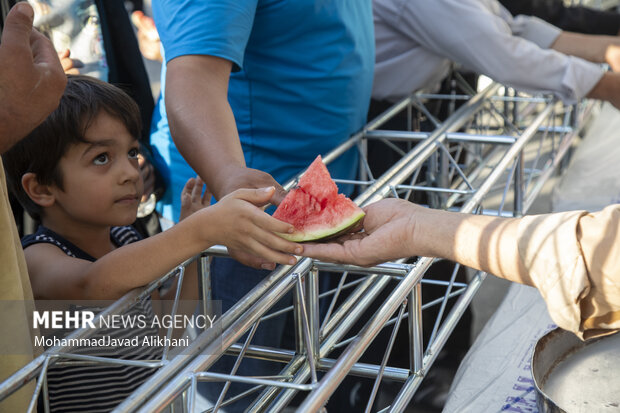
left=128, top=147, right=139, bottom=159
left=93, top=153, right=109, bottom=165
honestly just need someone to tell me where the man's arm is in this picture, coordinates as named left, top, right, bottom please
left=302, top=199, right=532, bottom=286
left=585, top=71, right=620, bottom=108
left=499, top=0, right=620, bottom=36
left=165, top=55, right=286, bottom=203
left=548, top=31, right=620, bottom=108
left=165, top=55, right=288, bottom=269
left=302, top=200, right=620, bottom=338
left=165, top=55, right=243, bottom=199
left=389, top=0, right=601, bottom=104
left=415, top=205, right=532, bottom=286
left=550, top=31, right=620, bottom=71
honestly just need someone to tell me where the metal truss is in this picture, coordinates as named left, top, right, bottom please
left=0, top=80, right=597, bottom=412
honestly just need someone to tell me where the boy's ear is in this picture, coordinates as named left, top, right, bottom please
left=21, top=173, right=55, bottom=208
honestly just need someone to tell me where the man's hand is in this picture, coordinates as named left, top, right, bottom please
left=165, top=54, right=288, bottom=268
left=0, top=2, right=66, bottom=153
left=302, top=198, right=420, bottom=267
left=214, top=165, right=288, bottom=205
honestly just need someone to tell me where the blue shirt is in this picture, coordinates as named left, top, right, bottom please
left=151, top=0, right=374, bottom=221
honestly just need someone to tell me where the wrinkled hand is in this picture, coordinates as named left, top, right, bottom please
left=0, top=3, right=66, bottom=153
left=208, top=187, right=302, bottom=269
left=180, top=176, right=211, bottom=221
left=302, top=198, right=421, bottom=267
left=57, top=49, right=83, bottom=74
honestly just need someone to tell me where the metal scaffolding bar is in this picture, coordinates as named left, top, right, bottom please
left=0, top=83, right=597, bottom=413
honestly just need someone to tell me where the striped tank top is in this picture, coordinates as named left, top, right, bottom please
left=23, top=226, right=163, bottom=412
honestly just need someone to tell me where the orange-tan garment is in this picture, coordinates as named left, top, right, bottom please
left=0, top=159, right=36, bottom=410
left=518, top=204, right=620, bottom=340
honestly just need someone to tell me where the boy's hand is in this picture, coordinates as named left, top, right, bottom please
left=138, top=153, right=155, bottom=200
left=213, top=167, right=289, bottom=269
left=57, top=49, right=83, bottom=74
left=180, top=176, right=211, bottom=221
left=131, top=10, right=162, bottom=62
left=208, top=187, right=302, bottom=269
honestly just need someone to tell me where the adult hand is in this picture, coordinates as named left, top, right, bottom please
left=302, top=198, right=421, bottom=267
left=0, top=2, right=66, bottom=154
left=57, top=49, right=83, bottom=74
left=215, top=165, right=287, bottom=205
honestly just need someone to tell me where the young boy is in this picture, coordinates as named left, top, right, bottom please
left=2, top=75, right=302, bottom=411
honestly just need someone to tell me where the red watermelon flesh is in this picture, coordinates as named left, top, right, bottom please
left=297, top=155, right=338, bottom=200
left=273, top=156, right=365, bottom=242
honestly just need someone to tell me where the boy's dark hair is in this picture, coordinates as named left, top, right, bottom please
left=2, top=75, right=142, bottom=221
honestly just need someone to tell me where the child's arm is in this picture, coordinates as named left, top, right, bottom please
left=26, top=187, right=302, bottom=300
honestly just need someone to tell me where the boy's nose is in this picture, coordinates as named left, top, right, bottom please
left=119, top=158, right=141, bottom=184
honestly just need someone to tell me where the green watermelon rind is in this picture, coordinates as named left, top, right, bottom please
left=277, top=210, right=365, bottom=243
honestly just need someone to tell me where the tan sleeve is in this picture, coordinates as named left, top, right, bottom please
left=518, top=205, right=620, bottom=340
left=0, top=164, right=37, bottom=411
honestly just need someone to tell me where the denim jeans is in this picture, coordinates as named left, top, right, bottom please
left=198, top=257, right=292, bottom=412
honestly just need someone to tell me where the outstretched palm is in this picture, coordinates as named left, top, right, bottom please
left=302, top=198, right=419, bottom=267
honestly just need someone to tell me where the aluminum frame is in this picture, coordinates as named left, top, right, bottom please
left=0, top=81, right=597, bottom=412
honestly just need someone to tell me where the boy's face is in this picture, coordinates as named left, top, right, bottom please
left=50, top=111, right=144, bottom=227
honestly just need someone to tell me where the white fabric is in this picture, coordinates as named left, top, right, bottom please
left=372, top=0, right=604, bottom=102
left=444, top=283, right=554, bottom=412
left=553, top=103, right=620, bottom=212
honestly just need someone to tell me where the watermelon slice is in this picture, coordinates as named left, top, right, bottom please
left=273, top=156, right=365, bottom=242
